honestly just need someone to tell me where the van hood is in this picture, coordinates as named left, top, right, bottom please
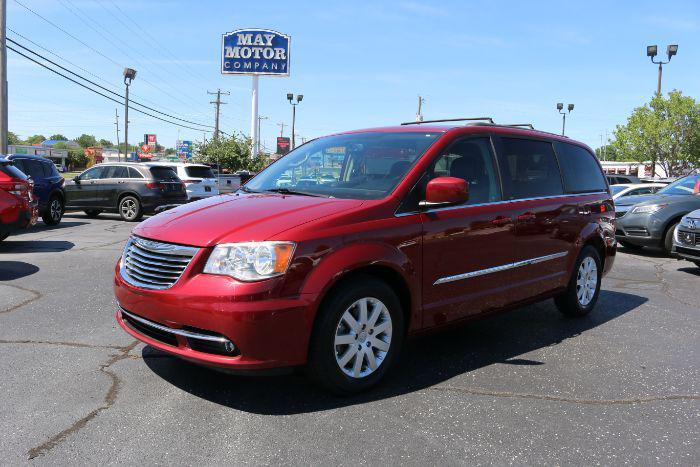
left=133, top=193, right=364, bottom=247
left=614, top=193, right=664, bottom=207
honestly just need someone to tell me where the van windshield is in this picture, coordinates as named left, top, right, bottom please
left=246, top=132, right=441, bottom=199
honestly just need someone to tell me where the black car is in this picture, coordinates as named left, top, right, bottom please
left=64, top=163, right=188, bottom=221
left=7, top=154, right=66, bottom=225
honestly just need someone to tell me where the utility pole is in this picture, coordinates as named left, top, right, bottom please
left=0, top=0, right=8, bottom=154
left=416, top=95, right=425, bottom=122
left=257, top=115, right=268, bottom=156
left=114, top=108, right=120, bottom=152
left=208, top=89, right=229, bottom=141
left=277, top=122, right=286, bottom=137
left=287, top=93, right=303, bottom=149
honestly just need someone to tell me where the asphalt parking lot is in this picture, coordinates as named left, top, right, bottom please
left=1, top=214, right=698, bottom=465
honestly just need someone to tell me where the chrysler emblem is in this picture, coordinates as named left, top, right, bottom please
left=134, top=237, right=175, bottom=252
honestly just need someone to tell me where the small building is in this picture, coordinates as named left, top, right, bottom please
left=599, top=161, right=670, bottom=179
left=8, top=144, right=69, bottom=168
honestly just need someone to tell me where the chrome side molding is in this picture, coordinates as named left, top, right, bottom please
left=433, top=251, right=568, bottom=285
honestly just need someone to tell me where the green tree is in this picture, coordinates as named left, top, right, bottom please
left=7, top=131, right=22, bottom=145
left=25, top=134, right=46, bottom=145
left=594, top=144, right=622, bottom=161
left=98, top=138, right=113, bottom=147
left=53, top=142, right=69, bottom=150
left=74, top=134, right=97, bottom=148
left=67, top=148, right=88, bottom=169
left=193, top=134, right=267, bottom=172
left=49, top=134, right=68, bottom=141
left=612, top=91, right=700, bottom=177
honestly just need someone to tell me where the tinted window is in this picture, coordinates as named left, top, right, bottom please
left=496, top=138, right=563, bottom=200
left=149, top=166, right=179, bottom=181
left=80, top=166, right=104, bottom=180
left=103, top=166, right=128, bottom=179
left=0, top=162, right=28, bottom=180
left=41, top=162, right=56, bottom=177
left=128, top=167, right=144, bottom=179
left=185, top=166, right=215, bottom=179
left=430, top=137, right=500, bottom=205
left=555, top=142, right=607, bottom=193
left=11, top=158, right=27, bottom=175
left=23, top=159, right=45, bottom=179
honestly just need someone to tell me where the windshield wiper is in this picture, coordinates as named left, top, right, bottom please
left=265, top=188, right=327, bottom=197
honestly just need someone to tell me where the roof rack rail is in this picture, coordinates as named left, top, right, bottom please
left=401, top=117, right=494, bottom=126
left=504, top=123, right=535, bottom=129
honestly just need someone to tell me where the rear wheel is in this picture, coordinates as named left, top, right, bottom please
left=554, top=245, right=602, bottom=317
left=42, top=196, right=64, bottom=225
left=663, top=222, right=679, bottom=255
left=693, top=261, right=700, bottom=269
left=119, top=196, right=143, bottom=222
left=0, top=233, right=9, bottom=242
left=307, top=275, right=404, bottom=395
left=84, top=209, right=102, bottom=218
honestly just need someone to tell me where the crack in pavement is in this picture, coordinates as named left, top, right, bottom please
left=26, top=340, right=139, bottom=460
left=428, top=386, right=700, bottom=405
left=0, top=339, right=124, bottom=350
left=0, top=283, right=42, bottom=315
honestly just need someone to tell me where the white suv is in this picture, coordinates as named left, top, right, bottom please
left=146, top=162, right=219, bottom=200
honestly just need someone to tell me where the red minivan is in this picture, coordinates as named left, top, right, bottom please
left=114, top=121, right=616, bottom=393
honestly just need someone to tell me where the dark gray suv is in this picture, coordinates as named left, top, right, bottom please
left=65, top=163, right=187, bottom=221
left=615, top=173, right=700, bottom=253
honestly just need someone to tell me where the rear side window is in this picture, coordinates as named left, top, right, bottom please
left=11, top=158, right=27, bottom=175
left=41, top=162, right=57, bottom=177
left=149, top=166, right=179, bottom=181
left=555, top=142, right=607, bottom=193
left=23, top=159, right=46, bottom=179
left=106, top=166, right=129, bottom=179
left=128, top=167, right=144, bottom=179
left=496, top=138, right=563, bottom=200
left=0, top=162, right=28, bottom=180
left=185, top=166, right=215, bottom=179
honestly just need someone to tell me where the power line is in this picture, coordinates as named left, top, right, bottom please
left=8, top=45, right=213, bottom=132
left=7, top=38, right=214, bottom=129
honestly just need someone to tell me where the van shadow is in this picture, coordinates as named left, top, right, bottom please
left=0, top=261, right=40, bottom=280
left=143, top=290, right=646, bottom=415
left=0, top=240, right=74, bottom=253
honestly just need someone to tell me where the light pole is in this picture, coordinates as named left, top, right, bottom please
left=647, top=44, right=678, bottom=95
left=257, top=115, right=268, bottom=154
left=123, top=68, right=137, bottom=162
left=556, top=103, right=574, bottom=136
left=287, top=93, right=303, bottom=149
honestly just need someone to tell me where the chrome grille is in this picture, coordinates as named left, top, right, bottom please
left=120, top=236, right=198, bottom=290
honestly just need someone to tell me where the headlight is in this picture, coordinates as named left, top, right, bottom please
left=631, top=204, right=667, bottom=215
left=680, top=216, right=699, bottom=228
left=203, top=242, right=296, bottom=281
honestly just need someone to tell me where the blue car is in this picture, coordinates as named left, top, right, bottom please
left=6, top=154, right=66, bottom=225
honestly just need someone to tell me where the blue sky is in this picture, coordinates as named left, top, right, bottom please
left=7, top=0, right=700, bottom=151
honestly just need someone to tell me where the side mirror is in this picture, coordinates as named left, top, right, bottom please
left=420, top=176, right=469, bottom=207
left=73, top=176, right=81, bottom=184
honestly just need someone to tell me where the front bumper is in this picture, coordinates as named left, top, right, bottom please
left=114, top=261, right=317, bottom=371
left=672, top=228, right=700, bottom=262
left=615, top=211, right=665, bottom=246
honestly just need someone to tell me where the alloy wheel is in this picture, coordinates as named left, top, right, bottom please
left=121, top=199, right=137, bottom=220
left=334, top=297, right=392, bottom=378
left=576, top=256, right=598, bottom=306
left=50, top=199, right=62, bottom=222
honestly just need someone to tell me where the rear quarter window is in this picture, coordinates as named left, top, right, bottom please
left=496, top=138, right=564, bottom=200
left=184, top=166, right=215, bottom=179
left=555, top=142, right=607, bottom=193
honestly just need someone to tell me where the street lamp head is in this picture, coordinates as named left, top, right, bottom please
left=646, top=45, right=658, bottom=58
left=297, top=94, right=303, bottom=103
left=123, top=68, right=137, bottom=80
left=286, top=93, right=294, bottom=102
left=568, top=103, right=575, bottom=112
left=667, top=44, right=678, bottom=59
left=556, top=102, right=564, bottom=111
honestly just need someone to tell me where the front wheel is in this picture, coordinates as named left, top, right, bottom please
left=663, top=222, right=679, bottom=255
left=42, top=196, right=64, bottom=225
left=0, top=232, right=9, bottom=242
left=119, top=196, right=143, bottom=222
left=554, top=245, right=602, bottom=317
left=307, top=275, right=404, bottom=395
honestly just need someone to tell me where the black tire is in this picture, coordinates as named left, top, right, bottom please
left=662, top=222, right=679, bottom=255
left=42, top=195, right=64, bottom=225
left=619, top=240, right=643, bottom=251
left=118, top=196, right=143, bottom=222
left=0, top=232, right=9, bottom=242
left=84, top=209, right=102, bottom=218
left=307, top=275, right=405, bottom=395
left=554, top=245, right=602, bottom=317
left=693, top=261, right=700, bottom=269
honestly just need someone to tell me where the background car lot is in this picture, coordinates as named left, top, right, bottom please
left=0, top=215, right=698, bottom=464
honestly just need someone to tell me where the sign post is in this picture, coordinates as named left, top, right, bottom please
left=221, top=29, right=290, bottom=159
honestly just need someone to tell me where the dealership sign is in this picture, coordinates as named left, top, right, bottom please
left=221, top=29, right=290, bottom=76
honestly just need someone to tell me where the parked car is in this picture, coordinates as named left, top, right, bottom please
left=606, top=174, right=640, bottom=185
left=0, top=156, right=38, bottom=241
left=145, top=162, right=219, bottom=201
left=64, top=163, right=188, bottom=222
left=610, top=183, right=665, bottom=200
left=672, top=209, right=700, bottom=268
left=616, top=174, right=700, bottom=253
left=7, top=154, right=66, bottom=225
left=114, top=122, right=616, bottom=393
